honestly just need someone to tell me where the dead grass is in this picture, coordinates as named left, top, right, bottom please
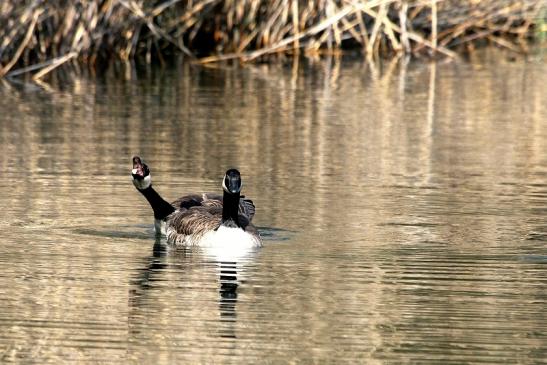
left=0, top=0, right=544, bottom=78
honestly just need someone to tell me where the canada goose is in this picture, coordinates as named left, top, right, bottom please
left=131, top=156, right=262, bottom=247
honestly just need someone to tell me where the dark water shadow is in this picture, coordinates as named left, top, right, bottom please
left=72, top=226, right=153, bottom=240
left=74, top=224, right=293, bottom=243
left=130, top=239, right=169, bottom=291
left=257, top=226, right=296, bottom=242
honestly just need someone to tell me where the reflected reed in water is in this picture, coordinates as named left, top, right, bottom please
left=0, top=48, right=545, bottom=363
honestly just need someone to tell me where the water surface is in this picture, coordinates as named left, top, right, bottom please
left=0, top=49, right=546, bottom=363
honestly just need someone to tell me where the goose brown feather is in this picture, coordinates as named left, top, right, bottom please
left=166, top=205, right=258, bottom=246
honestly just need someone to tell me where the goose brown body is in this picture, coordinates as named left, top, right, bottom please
left=131, top=157, right=262, bottom=247
left=165, top=192, right=259, bottom=246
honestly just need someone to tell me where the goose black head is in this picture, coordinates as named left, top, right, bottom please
left=132, top=156, right=151, bottom=190
left=222, top=169, right=242, bottom=194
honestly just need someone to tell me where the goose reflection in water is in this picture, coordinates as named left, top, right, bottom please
left=128, top=238, right=259, bottom=343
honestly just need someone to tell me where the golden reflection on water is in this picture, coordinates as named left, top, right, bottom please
left=0, top=48, right=545, bottom=363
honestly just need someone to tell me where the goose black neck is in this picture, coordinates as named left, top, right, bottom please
left=222, top=190, right=240, bottom=227
left=138, top=185, right=175, bottom=220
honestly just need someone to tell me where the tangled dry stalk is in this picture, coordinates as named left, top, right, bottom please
left=0, top=0, right=544, bottom=79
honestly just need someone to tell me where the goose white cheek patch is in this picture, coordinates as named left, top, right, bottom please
left=222, top=175, right=228, bottom=192
left=132, top=174, right=151, bottom=190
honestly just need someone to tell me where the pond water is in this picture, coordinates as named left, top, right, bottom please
left=0, top=49, right=545, bottom=363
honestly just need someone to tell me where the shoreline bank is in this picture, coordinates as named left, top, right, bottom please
left=0, top=0, right=544, bottom=80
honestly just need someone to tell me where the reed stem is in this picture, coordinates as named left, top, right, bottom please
left=0, top=0, right=543, bottom=75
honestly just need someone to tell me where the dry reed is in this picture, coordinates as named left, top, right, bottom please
left=0, top=0, right=544, bottom=78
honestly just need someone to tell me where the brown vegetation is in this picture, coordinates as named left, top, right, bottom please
left=0, top=0, right=544, bottom=79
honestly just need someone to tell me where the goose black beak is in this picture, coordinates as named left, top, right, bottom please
left=132, top=156, right=149, bottom=180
